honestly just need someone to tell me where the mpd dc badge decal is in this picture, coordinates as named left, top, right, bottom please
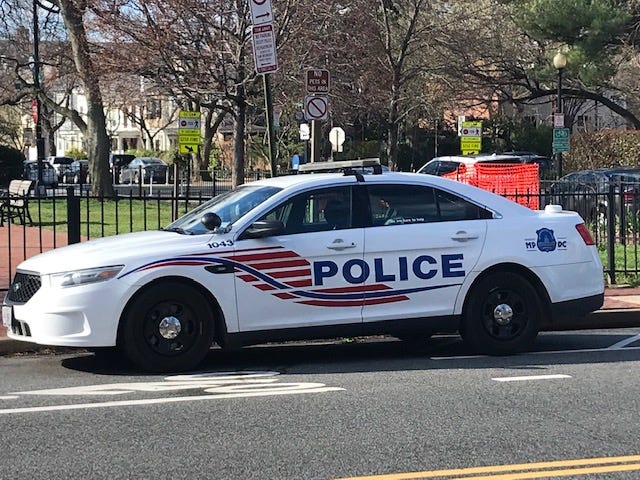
left=536, top=228, right=556, bottom=252
left=525, top=228, right=567, bottom=252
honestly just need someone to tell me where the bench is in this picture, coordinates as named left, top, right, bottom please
left=0, top=180, right=34, bottom=226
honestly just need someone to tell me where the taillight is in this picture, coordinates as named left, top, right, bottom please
left=576, top=223, right=595, bottom=245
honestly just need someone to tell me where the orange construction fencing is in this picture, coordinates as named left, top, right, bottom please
left=443, top=163, right=539, bottom=209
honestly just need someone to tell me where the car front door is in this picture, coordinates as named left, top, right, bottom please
left=361, top=182, right=488, bottom=324
left=232, top=184, right=365, bottom=332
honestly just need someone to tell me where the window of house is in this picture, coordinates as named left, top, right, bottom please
left=146, top=99, right=162, bottom=119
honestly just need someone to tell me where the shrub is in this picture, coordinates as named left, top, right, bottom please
left=64, top=146, right=87, bottom=160
left=565, top=130, right=640, bottom=172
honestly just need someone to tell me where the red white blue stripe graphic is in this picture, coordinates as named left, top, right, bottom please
left=119, top=246, right=456, bottom=307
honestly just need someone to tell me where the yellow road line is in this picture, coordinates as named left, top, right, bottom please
left=334, top=455, right=640, bottom=480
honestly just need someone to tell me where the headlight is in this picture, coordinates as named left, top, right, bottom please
left=48, top=265, right=124, bottom=288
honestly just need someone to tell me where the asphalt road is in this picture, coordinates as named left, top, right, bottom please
left=2, top=330, right=640, bottom=480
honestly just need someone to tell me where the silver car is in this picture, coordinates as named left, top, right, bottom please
left=119, top=157, right=168, bottom=184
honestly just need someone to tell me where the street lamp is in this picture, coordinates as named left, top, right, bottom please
left=553, top=51, right=567, bottom=179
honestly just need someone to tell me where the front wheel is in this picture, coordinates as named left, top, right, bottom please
left=121, top=281, right=215, bottom=372
left=460, top=272, right=541, bottom=355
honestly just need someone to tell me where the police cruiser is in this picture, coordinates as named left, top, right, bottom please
left=2, top=160, right=604, bottom=372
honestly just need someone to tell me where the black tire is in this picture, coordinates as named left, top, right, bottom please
left=121, top=281, right=215, bottom=372
left=460, top=272, right=541, bottom=355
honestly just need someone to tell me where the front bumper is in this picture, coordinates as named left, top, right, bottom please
left=3, top=277, right=132, bottom=348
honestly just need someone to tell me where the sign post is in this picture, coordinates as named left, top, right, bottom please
left=249, top=0, right=278, bottom=176
left=329, top=127, right=345, bottom=159
left=305, top=69, right=331, bottom=163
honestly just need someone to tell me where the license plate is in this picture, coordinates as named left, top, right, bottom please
left=2, top=305, right=13, bottom=328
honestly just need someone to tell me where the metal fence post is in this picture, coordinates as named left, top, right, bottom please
left=66, top=186, right=81, bottom=245
left=172, top=163, right=179, bottom=221
left=607, top=184, right=616, bottom=285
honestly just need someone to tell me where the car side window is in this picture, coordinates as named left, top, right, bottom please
left=367, top=184, right=491, bottom=226
left=258, top=186, right=352, bottom=235
left=367, top=184, right=439, bottom=226
left=435, top=189, right=492, bottom=221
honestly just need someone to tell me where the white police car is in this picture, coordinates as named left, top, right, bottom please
left=2, top=160, right=604, bottom=372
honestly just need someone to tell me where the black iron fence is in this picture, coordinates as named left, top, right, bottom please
left=2, top=176, right=639, bottom=289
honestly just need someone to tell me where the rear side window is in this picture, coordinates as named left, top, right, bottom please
left=420, top=161, right=460, bottom=176
left=366, top=184, right=492, bottom=226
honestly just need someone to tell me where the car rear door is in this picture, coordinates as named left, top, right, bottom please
left=361, top=182, right=488, bottom=324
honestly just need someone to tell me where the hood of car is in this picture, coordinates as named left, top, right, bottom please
left=16, top=230, right=218, bottom=275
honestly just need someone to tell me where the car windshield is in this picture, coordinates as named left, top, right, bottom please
left=165, top=185, right=282, bottom=234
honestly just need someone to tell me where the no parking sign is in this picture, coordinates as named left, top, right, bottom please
left=304, top=95, right=329, bottom=122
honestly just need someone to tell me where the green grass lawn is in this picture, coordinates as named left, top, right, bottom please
left=28, top=197, right=203, bottom=239
left=599, top=244, right=640, bottom=286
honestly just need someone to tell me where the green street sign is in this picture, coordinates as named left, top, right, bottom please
left=552, top=142, right=569, bottom=153
left=553, top=128, right=570, bottom=140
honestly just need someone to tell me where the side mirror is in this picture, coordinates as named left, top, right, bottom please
left=241, top=220, right=285, bottom=239
left=201, top=212, right=222, bottom=231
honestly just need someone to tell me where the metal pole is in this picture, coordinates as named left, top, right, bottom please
left=263, top=74, right=277, bottom=177
left=310, top=120, right=317, bottom=162
left=434, top=119, right=438, bottom=158
left=33, top=0, right=46, bottom=196
left=556, top=67, right=563, bottom=180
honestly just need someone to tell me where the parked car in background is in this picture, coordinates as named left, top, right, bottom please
left=502, top=151, right=553, bottom=172
left=46, top=156, right=74, bottom=181
left=109, top=153, right=136, bottom=184
left=23, top=160, right=58, bottom=187
left=62, top=160, right=90, bottom=184
left=417, top=154, right=524, bottom=176
left=547, top=168, right=640, bottom=222
left=119, top=157, right=168, bottom=184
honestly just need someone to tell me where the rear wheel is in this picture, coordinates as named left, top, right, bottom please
left=461, top=272, right=541, bottom=355
left=121, top=281, right=215, bottom=372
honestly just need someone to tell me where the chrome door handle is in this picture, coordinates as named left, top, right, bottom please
left=327, top=239, right=357, bottom=250
left=451, top=231, right=479, bottom=242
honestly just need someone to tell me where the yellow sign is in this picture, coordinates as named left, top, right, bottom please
left=179, top=144, right=199, bottom=153
left=179, top=110, right=201, bottom=119
left=178, top=128, right=200, bottom=136
left=179, top=136, right=201, bottom=144
left=178, top=111, right=201, bottom=154
left=461, top=137, right=481, bottom=151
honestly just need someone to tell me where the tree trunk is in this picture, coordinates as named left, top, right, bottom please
left=58, top=0, right=113, bottom=196
left=387, top=73, right=401, bottom=171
